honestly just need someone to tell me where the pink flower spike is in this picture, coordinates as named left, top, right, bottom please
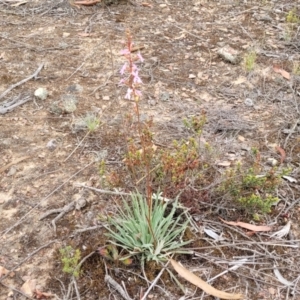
left=132, top=70, right=143, bottom=84
left=118, top=78, right=125, bottom=85
left=120, top=49, right=130, bottom=55
left=135, top=90, right=142, bottom=97
left=131, top=64, right=138, bottom=72
left=120, top=63, right=128, bottom=75
left=137, top=52, right=144, bottom=62
left=125, top=88, right=133, bottom=100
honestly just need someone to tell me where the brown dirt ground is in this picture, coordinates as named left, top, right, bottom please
left=1, top=0, right=300, bottom=299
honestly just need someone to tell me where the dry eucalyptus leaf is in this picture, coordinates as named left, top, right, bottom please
left=21, top=279, right=37, bottom=297
left=170, top=259, right=243, bottom=299
left=270, top=221, right=291, bottom=238
left=0, top=266, right=9, bottom=278
left=203, top=227, right=225, bottom=241
left=273, top=66, right=290, bottom=80
left=282, top=175, right=297, bottom=183
left=216, top=161, right=231, bottom=167
left=274, top=266, right=294, bottom=287
left=220, top=218, right=272, bottom=232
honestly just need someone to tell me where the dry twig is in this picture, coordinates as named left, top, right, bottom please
left=105, top=275, right=133, bottom=300
left=0, top=63, right=44, bottom=100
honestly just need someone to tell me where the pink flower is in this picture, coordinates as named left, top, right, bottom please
left=135, top=90, right=142, bottom=97
left=132, top=70, right=143, bottom=84
left=137, top=52, right=144, bottom=62
left=119, top=78, right=125, bottom=85
left=120, top=49, right=130, bottom=55
left=125, top=88, right=133, bottom=100
left=120, top=63, right=128, bottom=75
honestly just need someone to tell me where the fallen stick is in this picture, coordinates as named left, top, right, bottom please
left=0, top=156, right=30, bottom=173
left=0, top=63, right=44, bottom=100
left=105, top=275, right=133, bottom=300
left=0, top=95, right=31, bottom=114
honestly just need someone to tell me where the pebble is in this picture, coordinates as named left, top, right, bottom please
left=34, top=88, right=48, bottom=100
left=244, top=98, right=254, bottom=106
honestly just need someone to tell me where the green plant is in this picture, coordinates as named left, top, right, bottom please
left=106, top=192, right=192, bottom=263
left=286, top=8, right=299, bottom=24
left=292, top=61, right=300, bottom=75
left=84, top=113, right=100, bottom=132
left=219, top=149, right=288, bottom=216
left=59, top=246, right=81, bottom=278
left=183, top=112, right=207, bottom=135
left=243, top=50, right=257, bottom=72
left=284, top=8, right=299, bottom=40
left=99, top=244, right=133, bottom=266
left=238, top=194, right=278, bottom=214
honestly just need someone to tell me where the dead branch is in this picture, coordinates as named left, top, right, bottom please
left=105, top=275, right=133, bottom=300
left=0, top=95, right=31, bottom=114
left=0, top=63, right=44, bottom=100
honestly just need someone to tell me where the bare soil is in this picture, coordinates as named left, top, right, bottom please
left=1, top=0, right=300, bottom=299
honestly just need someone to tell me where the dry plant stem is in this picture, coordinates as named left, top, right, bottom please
left=39, top=200, right=77, bottom=232
left=73, top=225, right=103, bottom=234
left=0, top=240, right=56, bottom=283
left=64, top=131, right=90, bottom=162
left=74, top=251, right=96, bottom=274
left=75, top=183, right=130, bottom=196
left=1, top=161, right=94, bottom=236
left=0, top=63, right=44, bottom=100
left=141, top=260, right=170, bottom=300
left=105, top=275, right=133, bottom=300
left=72, top=276, right=81, bottom=300
left=0, top=155, right=30, bottom=173
left=0, top=95, right=31, bottom=114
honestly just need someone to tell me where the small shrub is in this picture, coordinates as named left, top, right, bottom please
left=243, top=51, right=256, bottom=72
left=286, top=8, right=299, bottom=24
left=219, top=150, right=289, bottom=216
left=238, top=194, right=278, bottom=214
left=292, top=61, right=300, bottom=75
left=84, top=113, right=100, bottom=132
left=59, top=246, right=81, bottom=278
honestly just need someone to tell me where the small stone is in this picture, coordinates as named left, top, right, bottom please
left=63, top=32, right=70, bottom=38
left=189, top=74, right=196, bottom=79
left=244, top=98, right=254, bottom=106
left=75, top=198, right=87, bottom=210
left=34, top=88, right=48, bottom=100
left=46, top=139, right=57, bottom=151
left=7, top=166, right=17, bottom=176
left=148, top=99, right=156, bottom=106
left=62, top=95, right=77, bottom=113
left=267, top=158, right=278, bottom=166
left=102, top=96, right=110, bottom=101
left=238, top=135, right=245, bottom=142
left=218, top=45, right=240, bottom=64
